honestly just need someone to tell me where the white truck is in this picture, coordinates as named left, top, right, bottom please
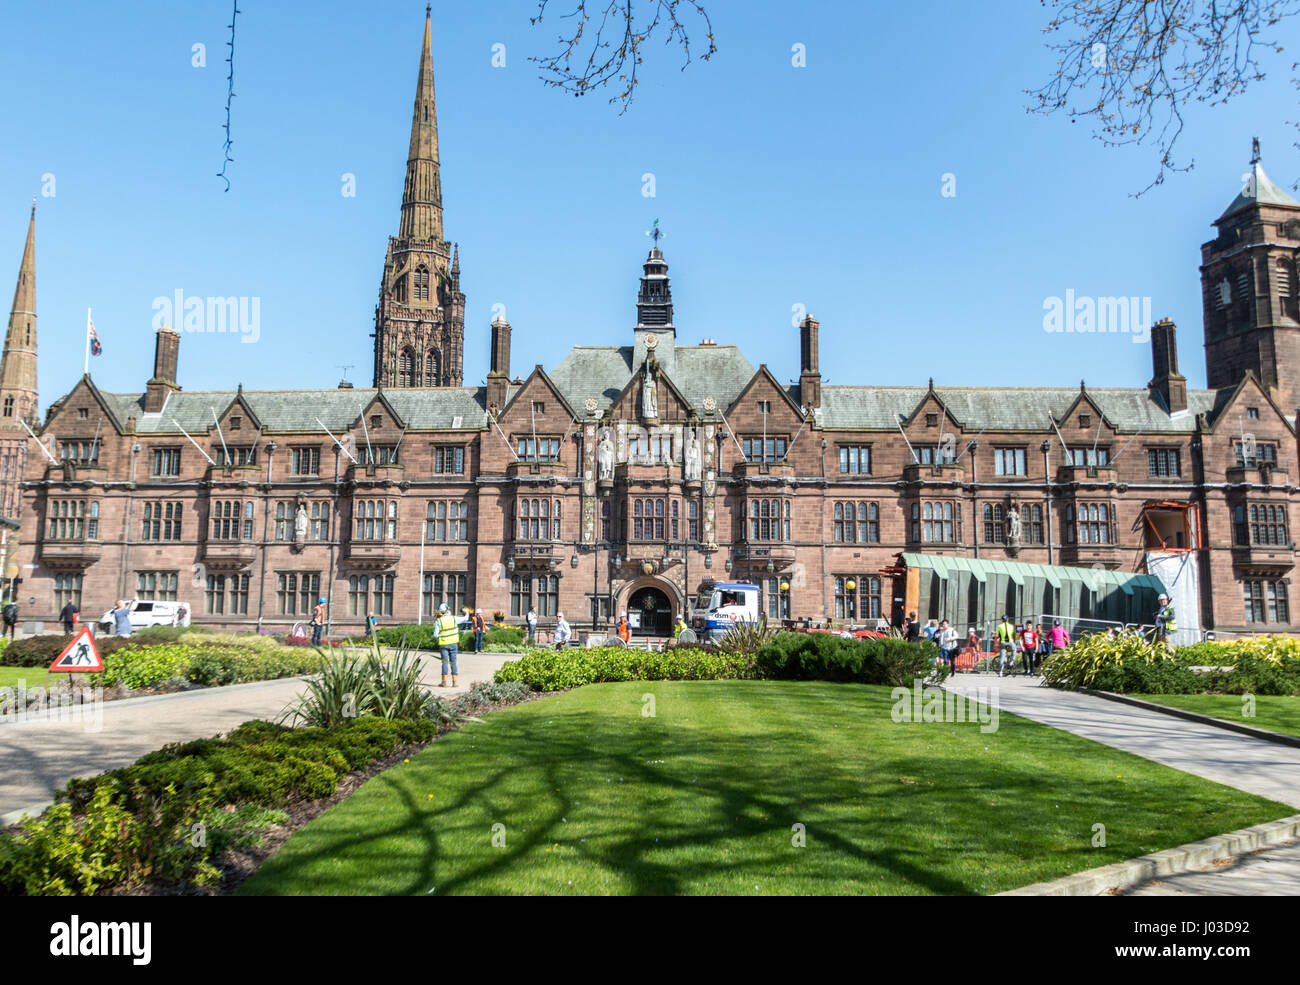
left=697, top=582, right=761, bottom=642
left=98, top=600, right=192, bottom=635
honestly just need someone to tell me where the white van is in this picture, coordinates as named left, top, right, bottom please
left=698, top=583, right=761, bottom=642
left=98, top=600, right=193, bottom=635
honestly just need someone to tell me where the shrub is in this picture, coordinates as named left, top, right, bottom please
left=1040, top=634, right=1300, bottom=694
left=101, top=644, right=190, bottom=690
left=716, top=615, right=776, bottom=655
left=456, top=680, right=533, bottom=710
left=0, top=782, right=208, bottom=896
left=755, top=632, right=941, bottom=686
left=494, top=647, right=757, bottom=691
left=185, top=646, right=326, bottom=686
left=2, top=634, right=139, bottom=668
left=5, top=715, right=440, bottom=895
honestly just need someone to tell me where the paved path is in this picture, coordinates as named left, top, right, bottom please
left=0, top=651, right=514, bottom=824
left=1125, top=838, right=1300, bottom=895
left=944, top=672, right=1300, bottom=894
left=943, top=673, right=1300, bottom=809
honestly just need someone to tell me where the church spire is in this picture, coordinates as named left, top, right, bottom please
left=0, top=201, right=38, bottom=425
left=399, top=5, right=444, bottom=243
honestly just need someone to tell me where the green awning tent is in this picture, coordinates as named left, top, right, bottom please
left=900, top=553, right=1166, bottom=632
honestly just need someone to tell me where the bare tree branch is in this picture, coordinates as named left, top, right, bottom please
left=1028, top=0, right=1300, bottom=194
left=529, top=1, right=717, bottom=114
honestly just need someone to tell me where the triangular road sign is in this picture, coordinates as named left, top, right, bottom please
left=49, top=627, right=104, bottom=673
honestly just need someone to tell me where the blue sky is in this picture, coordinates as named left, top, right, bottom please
left=2, top=0, right=1297, bottom=405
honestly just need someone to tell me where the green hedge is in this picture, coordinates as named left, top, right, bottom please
left=755, top=632, right=941, bottom=686
left=494, top=646, right=758, bottom=690
left=0, top=716, right=438, bottom=895
left=1, top=633, right=141, bottom=668
left=3, top=633, right=328, bottom=690
left=1042, top=634, right=1300, bottom=694
left=375, top=623, right=526, bottom=651
left=493, top=633, right=943, bottom=692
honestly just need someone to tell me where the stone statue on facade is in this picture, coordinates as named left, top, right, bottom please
left=1007, top=505, right=1021, bottom=546
left=597, top=430, right=615, bottom=481
left=642, top=361, right=658, bottom=420
left=683, top=429, right=701, bottom=481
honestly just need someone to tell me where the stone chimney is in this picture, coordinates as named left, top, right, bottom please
left=1148, top=317, right=1186, bottom=414
left=486, top=314, right=511, bottom=413
left=144, top=326, right=181, bottom=413
left=799, top=313, right=821, bottom=411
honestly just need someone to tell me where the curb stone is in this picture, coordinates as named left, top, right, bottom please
left=999, top=813, right=1300, bottom=896
left=1079, top=688, right=1300, bottom=750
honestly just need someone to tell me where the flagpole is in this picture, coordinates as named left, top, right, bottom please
left=84, top=308, right=91, bottom=376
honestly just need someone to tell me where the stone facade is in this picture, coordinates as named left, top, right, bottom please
left=13, top=11, right=1300, bottom=638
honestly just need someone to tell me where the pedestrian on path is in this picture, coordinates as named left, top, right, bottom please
left=526, top=605, right=538, bottom=644
left=59, top=600, right=78, bottom=635
left=937, top=619, right=958, bottom=676
left=1021, top=623, right=1039, bottom=676
left=311, top=597, right=327, bottom=646
left=1049, top=620, right=1070, bottom=651
left=472, top=609, right=486, bottom=652
left=904, top=612, right=920, bottom=642
left=367, top=611, right=378, bottom=638
left=995, top=614, right=1016, bottom=677
left=2, top=599, right=17, bottom=640
left=554, top=612, right=572, bottom=651
left=112, top=601, right=132, bottom=638
left=617, top=612, right=630, bottom=643
left=435, top=603, right=459, bottom=687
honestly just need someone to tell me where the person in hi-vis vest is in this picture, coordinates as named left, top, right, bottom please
left=435, top=603, right=460, bottom=687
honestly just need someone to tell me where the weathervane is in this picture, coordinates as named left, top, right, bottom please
left=646, top=218, right=663, bottom=247
left=1251, top=136, right=1261, bottom=165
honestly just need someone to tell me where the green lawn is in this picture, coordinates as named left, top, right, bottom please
left=0, top=666, right=49, bottom=690
left=238, top=681, right=1291, bottom=896
left=1132, top=694, right=1300, bottom=739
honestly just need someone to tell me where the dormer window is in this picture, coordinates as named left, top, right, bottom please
left=925, top=413, right=939, bottom=427
left=230, top=416, right=241, bottom=430
left=1247, top=407, right=1260, bottom=419
left=370, top=415, right=382, bottom=429
left=77, top=407, right=88, bottom=419
left=1078, top=414, right=1091, bottom=428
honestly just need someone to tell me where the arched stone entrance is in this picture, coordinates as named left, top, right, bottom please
left=626, top=584, right=673, bottom=637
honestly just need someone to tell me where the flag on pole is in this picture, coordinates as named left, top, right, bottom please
left=88, top=315, right=102, bottom=356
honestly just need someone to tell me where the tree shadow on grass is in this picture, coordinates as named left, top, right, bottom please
left=243, top=683, right=1288, bottom=896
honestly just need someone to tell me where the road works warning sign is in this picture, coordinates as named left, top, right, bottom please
left=48, top=627, right=104, bottom=673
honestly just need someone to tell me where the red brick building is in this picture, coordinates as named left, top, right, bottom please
left=13, top=11, right=1300, bottom=638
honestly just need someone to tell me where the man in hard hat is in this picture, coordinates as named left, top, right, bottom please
left=311, top=596, right=327, bottom=645
left=435, top=602, right=460, bottom=687
left=617, top=612, right=630, bottom=643
left=471, top=608, right=487, bottom=652
left=1154, top=593, right=1177, bottom=643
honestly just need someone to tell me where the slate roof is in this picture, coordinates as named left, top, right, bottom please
left=548, top=344, right=757, bottom=415
left=817, top=385, right=1222, bottom=433
left=1219, top=160, right=1300, bottom=220
left=90, top=386, right=493, bottom=434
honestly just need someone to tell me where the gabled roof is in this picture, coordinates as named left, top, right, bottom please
left=90, top=385, right=488, bottom=435
left=548, top=343, right=757, bottom=416
left=1219, top=159, right=1300, bottom=221
left=499, top=364, right=578, bottom=421
left=818, top=386, right=1224, bottom=433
